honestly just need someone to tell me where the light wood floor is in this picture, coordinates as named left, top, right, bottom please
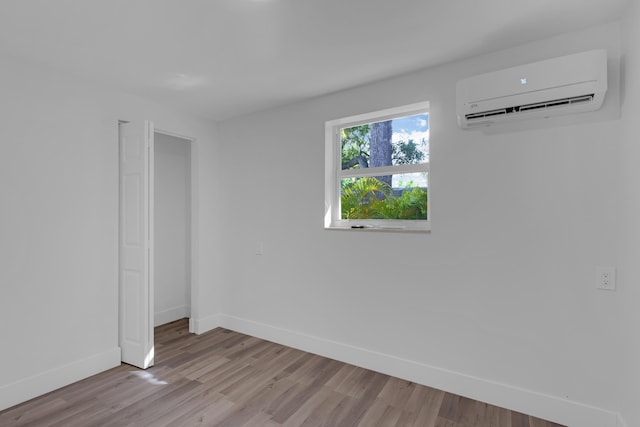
left=0, top=319, right=565, bottom=427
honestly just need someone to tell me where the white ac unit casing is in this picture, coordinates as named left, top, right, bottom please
left=456, top=50, right=607, bottom=129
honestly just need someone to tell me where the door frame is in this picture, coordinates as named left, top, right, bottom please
left=153, top=128, right=196, bottom=332
left=118, top=122, right=197, bottom=369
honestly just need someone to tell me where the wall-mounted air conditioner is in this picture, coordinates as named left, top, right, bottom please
left=456, top=50, right=607, bottom=129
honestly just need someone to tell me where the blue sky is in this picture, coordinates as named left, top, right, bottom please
left=392, top=113, right=428, bottom=133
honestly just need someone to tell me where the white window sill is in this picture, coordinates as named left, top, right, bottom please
left=324, top=225, right=431, bottom=233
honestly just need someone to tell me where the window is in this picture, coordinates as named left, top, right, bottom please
left=324, top=101, right=430, bottom=232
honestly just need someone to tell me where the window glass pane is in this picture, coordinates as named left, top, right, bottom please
left=341, top=113, right=429, bottom=170
left=340, top=172, right=428, bottom=220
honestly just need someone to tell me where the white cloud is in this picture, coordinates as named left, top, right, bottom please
left=392, top=129, right=429, bottom=145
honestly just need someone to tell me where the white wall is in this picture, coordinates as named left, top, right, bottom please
left=0, top=54, right=221, bottom=411
left=154, top=133, right=191, bottom=326
left=618, top=2, right=640, bottom=426
left=214, top=22, right=629, bottom=427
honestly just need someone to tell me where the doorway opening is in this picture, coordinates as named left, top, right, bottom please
left=118, top=120, right=195, bottom=369
left=153, top=131, right=192, bottom=327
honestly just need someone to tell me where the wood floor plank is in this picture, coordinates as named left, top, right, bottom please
left=410, top=388, right=445, bottom=427
left=323, top=364, right=359, bottom=390
left=372, top=403, right=403, bottom=427
left=271, top=382, right=326, bottom=423
left=319, top=394, right=358, bottom=427
left=511, top=410, right=531, bottom=427
left=434, top=416, right=457, bottom=427
left=377, top=377, right=416, bottom=409
left=338, top=371, right=388, bottom=427
left=100, top=378, right=201, bottom=427
left=0, top=398, right=67, bottom=426
left=242, top=410, right=281, bottom=427
left=438, top=392, right=468, bottom=423
left=49, top=403, right=114, bottom=427
left=183, top=354, right=230, bottom=380
left=395, top=382, right=442, bottom=426
left=529, top=416, right=566, bottom=427
left=280, top=386, right=334, bottom=427
left=356, top=397, right=400, bottom=427
left=332, top=366, right=370, bottom=397
left=297, top=389, right=346, bottom=427
left=138, top=389, right=227, bottom=427
left=171, top=396, right=236, bottom=426
left=0, top=318, right=567, bottom=427
left=473, top=401, right=512, bottom=427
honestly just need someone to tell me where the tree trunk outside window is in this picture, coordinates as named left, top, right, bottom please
left=370, top=120, right=392, bottom=188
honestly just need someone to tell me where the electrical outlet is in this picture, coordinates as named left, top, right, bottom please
left=596, top=266, right=616, bottom=291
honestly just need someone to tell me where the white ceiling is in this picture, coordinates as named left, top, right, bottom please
left=0, top=0, right=629, bottom=121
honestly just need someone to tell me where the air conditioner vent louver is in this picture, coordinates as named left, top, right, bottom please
left=456, top=50, right=607, bottom=129
left=465, top=94, right=595, bottom=121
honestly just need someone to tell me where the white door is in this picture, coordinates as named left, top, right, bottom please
left=118, top=120, right=154, bottom=369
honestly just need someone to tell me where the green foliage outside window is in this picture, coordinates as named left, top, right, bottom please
left=341, top=177, right=427, bottom=220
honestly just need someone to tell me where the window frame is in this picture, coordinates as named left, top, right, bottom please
left=324, top=101, right=431, bottom=232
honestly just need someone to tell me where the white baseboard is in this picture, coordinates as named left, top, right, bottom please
left=191, top=313, right=220, bottom=335
left=154, top=305, right=190, bottom=326
left=213, top=313, right=619, bottom=427
left=0, top=347, right=121, bottom=412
